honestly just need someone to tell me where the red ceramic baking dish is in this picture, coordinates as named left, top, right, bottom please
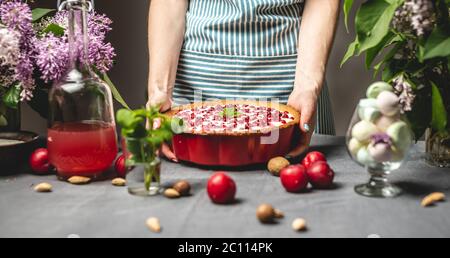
left=167, top=100, right=300, bottom=167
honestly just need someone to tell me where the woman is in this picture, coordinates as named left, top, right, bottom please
left=148, top=0, right=340, bottom=160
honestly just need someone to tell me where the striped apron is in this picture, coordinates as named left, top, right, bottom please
left=173, top=0, right=335, bottom=135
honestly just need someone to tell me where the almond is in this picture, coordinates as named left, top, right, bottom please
left=68, top=176, right=91, bottom=185
left=146, top=217, right=161, bottom=233
left=292, top=218, right=307, bottom=232
left=164, top=188, right=181, bottom=199
left=112, top=178, right=126, bottom=187
left=421, top=192, right=446, bottom=207
left=34, top=183, right=52, bottom=193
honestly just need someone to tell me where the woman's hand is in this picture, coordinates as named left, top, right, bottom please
left=147, top=88, right=178, bottom=162
left=287, top=0, right=340, bottom=157
left=147, top=0, right=188, bottom=163
left=287, top=87, right=320, bottom=157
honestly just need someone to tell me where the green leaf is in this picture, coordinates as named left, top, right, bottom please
left=366, top=33, right=390, bottom=69
left=431, top=83, right=448, bottom=132
left=423, top=28, right=450, bottom=60
left=2, top=85, right=21, bottom=109
left=341, top=40, right=359, bottom=66
left=344, top=0, right=355, bottom=32
left=406, top=85, right=431, bottom=140
left=117, top=109, right=141, bottom=129
left=0, top=115, right=7, bottom=127
left=32, top=8, right=55, bottom=22
left=373, top=42, right=401, bottom=77
left=219, top=107, right=241, bottom=118
left=43, top=23, right=65, bottom=37
left=365, top=33, right=401, bottom=69
left=355, top=0, right=401, bottom=54
left=101, top=73, right=130, bottom=110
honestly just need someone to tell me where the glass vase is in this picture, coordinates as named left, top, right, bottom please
left=346, top=98, right=414, bottom=198
left=47, top=0, right=118, bottom=180
left=126, top=158, right=161, bottom=196
left=426, top=129, right=450, bottom=168
left=123, top=137, right=161, bottom=196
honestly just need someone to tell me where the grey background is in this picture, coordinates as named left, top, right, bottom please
left=23, top=0, right=372, bottom=136
left=1, top=136, right=449, bottom=238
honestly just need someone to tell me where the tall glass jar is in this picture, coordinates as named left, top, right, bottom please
left=47, top=0, right=118, bottom=180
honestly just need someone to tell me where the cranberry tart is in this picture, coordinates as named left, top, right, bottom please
left=167, top=101, right=300, bottom=166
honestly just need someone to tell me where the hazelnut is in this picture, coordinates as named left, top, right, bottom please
left=173, top=180, right=191, bottom=196
left=267, top=157, right=290, bottom=177
left=257, top=204, right=283, bottom=223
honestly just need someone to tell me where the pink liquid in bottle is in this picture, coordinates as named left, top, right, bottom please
left=48, top=121, right=118, bottom=179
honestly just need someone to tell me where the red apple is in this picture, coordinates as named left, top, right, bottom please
left=280, top=165, right=309, bottom=193
left=302, top=151, right=327, bottom=169
left=29, top=148, right=50, bottom=174
left=207, top=172, right=237, bottom=204
left=306, top=161, right=335, bottom=189
left=115, top=155, right=128, bottom=178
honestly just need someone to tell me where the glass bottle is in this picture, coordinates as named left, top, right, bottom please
left=48, top=0, right=118, bottom=180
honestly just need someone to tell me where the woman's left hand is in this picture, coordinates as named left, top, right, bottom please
left=287, top=88, right=320, bottom=157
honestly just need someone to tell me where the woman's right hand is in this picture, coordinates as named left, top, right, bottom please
left=147, top=88, right=178, bottom=162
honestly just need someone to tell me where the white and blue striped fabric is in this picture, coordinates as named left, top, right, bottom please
left=173, top=0, right=335, bottom=135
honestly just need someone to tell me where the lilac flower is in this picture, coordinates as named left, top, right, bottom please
left=393, top=76, right=416, bottom=113
left=33, top=34, right=69, bottom=82
left=393, top=0, right=435, bottom=37
left=37, top=10, right=116, bottom=78
left=0, top=0, right=35, bottom=100
left=88, top=37, right=115, bottom=73
left=0, top=0, right=33, bottom=41
left=406, top=0, right=435, bottom=37
left=0, top=27, right=20, bottom=65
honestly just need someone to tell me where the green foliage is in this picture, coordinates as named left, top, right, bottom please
left=42, top=23, right=65, bottom=37
left=344, top=0, right=355, bottom=32
left=32, top=8, right=55, bottom=22
left=342, top=0, right=450, bottom=138
left=431, top=82, right=448, bottom=132
left=2, top=85, right=21, bottom=109
left=219, top=107, right=242, bottom=118
left=423, top=27, right=450, bottom=60
left=117, top=107, right=183, bottom=164
left=101, top=73, right=130, bottom=110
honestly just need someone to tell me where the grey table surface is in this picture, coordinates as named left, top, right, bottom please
left=0, top=135, right=449, bottom=238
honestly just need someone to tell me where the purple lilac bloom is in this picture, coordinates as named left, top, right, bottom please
left=393, top=76, right=416, bottom=113
left=0, top=27, right=20, bottom=65
left=39, top=10, right=115, bottom=75
left=393, top=0, right=435, bottom=37
left=34, top=34, right=70, bottom=82
left=0, top=0, right=35, bottom=100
